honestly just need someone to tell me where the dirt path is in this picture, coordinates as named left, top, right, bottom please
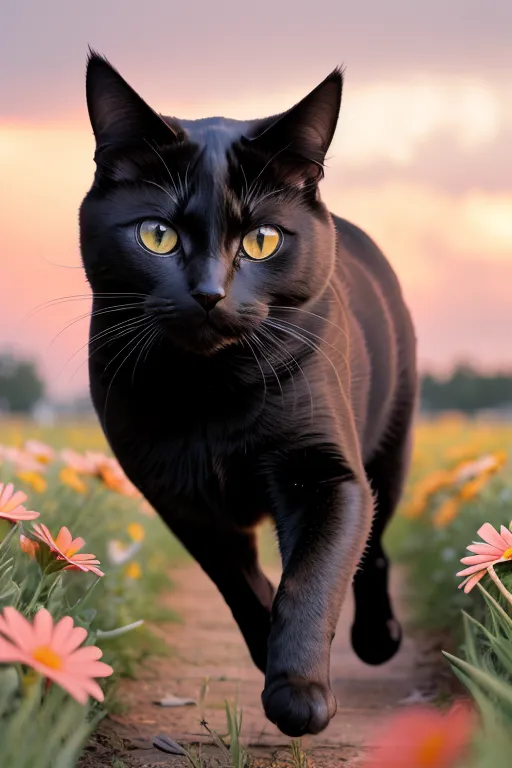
left=86, top=563, right=426, bottom=767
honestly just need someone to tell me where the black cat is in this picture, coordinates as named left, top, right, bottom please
left=80, top=52, right=417, bottom=737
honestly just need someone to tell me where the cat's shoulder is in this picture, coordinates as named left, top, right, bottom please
left=330, top=214, right=403, bottom=299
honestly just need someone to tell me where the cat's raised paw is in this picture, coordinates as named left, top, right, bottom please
left=262, top=678, right=336, bottom=736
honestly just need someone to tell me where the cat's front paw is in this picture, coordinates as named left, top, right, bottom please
left=262, top=677, right=336, bottom=736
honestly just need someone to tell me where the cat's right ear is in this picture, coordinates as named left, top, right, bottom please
left=85, top=50, right=180, bottom=157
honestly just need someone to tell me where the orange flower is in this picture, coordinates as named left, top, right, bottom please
left=0, top=483, right=39, bottom=522
left=99, top=459, right=139, bottom=498
left=20, top=534, right=40, bottom=559
left=17, top=470, right=47, bottom=494
left=32, top=524, right=104, bottom=577
left=458, top=475, right=489, bottom=501
left=432, top=497, right=461, bottom=528
left=0, top=607, right=113, bottom=704
left=457, top=522, right=512, bottom=593
left=59, top=467, right=87, bottom=494
left=360, top=704, right=474, bottom=768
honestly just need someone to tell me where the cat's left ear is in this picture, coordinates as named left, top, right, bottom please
left=85, top=50, right=181, bottom=157
left=246, top=68, right=343, bottom=179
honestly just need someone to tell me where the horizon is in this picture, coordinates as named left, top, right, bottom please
left=1, top=1, right=511, bottom=397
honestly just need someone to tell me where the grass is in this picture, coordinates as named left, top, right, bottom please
left=386, top=414, right=512, bottom=641
left=0, top=419, right=188, bottom=767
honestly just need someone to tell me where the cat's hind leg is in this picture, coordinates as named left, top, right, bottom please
left=351, top=412, right=414, bottom=665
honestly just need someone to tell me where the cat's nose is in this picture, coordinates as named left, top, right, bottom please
left=191, top=289, right=226, bottom=312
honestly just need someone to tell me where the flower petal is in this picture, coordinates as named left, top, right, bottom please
left=500, top=526, right=512, bottom=548
left=477, top=523, right=506, bottom=552
left=50, top=616, right=75, bottom=653
left=0, top=636, right=26, bottom=664
left=0, top=607, right=35, bottom=650
left=58, top=625, right=88, bottom=655
left=467, top=543, right=502, bottom=556
left=456, top=564, right=489, bottom=578
left=460, top=555, right=496, bottom=566
left=55, top=527, right=73, bottom=553
left=459, top=571, right=486, bottom=593
left=33, top=609, right=54, bottom=647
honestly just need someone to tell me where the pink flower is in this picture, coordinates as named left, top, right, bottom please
left=60, top=449, right=98, bottom=475
left=0, top=447, right=43, bottom=473
left=24, top=440, right=55, bottom=464
left=32, top=524, right=104, bottom=577
left=360, top=704, right=474, bottom=768
left=0, top=607, right=113, bottom=704
left=0, top=483, right=40, bottom=522
left=457, top=522, right=512, bottom=593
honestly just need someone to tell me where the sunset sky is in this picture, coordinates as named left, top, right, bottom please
left=1, top=1, right=511, bottom=398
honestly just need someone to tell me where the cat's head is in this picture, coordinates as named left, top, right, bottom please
left=80, top=52, right=342, bottom=356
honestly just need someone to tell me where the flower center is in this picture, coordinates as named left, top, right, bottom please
left=32, top=645, right=63, bottom=670
left=416, top=732, right=445, bottom=765
left=503, top=547, right=512, bottom=560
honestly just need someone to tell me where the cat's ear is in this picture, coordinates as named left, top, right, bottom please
left=85, top=50, right=180, bottom=155
left=246, top=68, right=343, bottom=179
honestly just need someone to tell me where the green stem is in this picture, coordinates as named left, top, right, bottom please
left=488, top=564, right=512, bottom=606
left=23, top=577, right=46, bottom=616
left=0, top=522, right=21, bottom=555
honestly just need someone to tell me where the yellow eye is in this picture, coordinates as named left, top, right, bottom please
left=241, top=226, right=282, bottom=260
left=137, top=220, right=179, bottom=255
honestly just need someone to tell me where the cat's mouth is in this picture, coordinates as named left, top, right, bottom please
left=159, top=313, right=240, bottom=356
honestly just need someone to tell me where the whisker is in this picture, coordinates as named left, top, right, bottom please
left=131, top=323, right=159, bottom=386
left=46, top=303, right=145, bottom=349
left=141, top=178, right=179, bottom=206
left=67, top=320, right=151, bottom=384
left=268, top=316, right=350, bottom=369
left=249, top=332, right=284, bottom=405
left=242, top=335, right=267, bottom=408
left=25, top=293, right=147, bottom=320
left=143, top=138, right=183, bottom=200
left=264, top=318, right=351, bottom=417
left=260, top=322, right=314, bottom=422
left=102, top=324, right=155, bottom=430
left=271, top=305, right=349, bottom=339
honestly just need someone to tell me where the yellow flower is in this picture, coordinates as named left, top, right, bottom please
left=124, top=561, right=142, bottom=579
left=127, top=522, right=145, bottom=542
left=16, top=471, right=47, bottom=494
left=59, top=467, right=87, bottom=495
left=433, top=497, right=461, bottom=528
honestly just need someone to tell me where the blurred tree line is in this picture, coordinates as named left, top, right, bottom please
left=0, top=353, right=45, bottom=413
left=421, top=364, right=512, bottom=414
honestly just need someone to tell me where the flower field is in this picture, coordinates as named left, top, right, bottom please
left=0, top=419, right=185, bottom=768
left=0, top=414, right=512, bottom=767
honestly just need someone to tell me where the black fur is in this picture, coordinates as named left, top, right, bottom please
left=80, top=52, right=417, bottom=737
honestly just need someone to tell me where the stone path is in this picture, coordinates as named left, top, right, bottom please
left=95, top=561, right=423, bottom=767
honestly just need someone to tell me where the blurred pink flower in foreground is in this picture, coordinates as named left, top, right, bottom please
left=457, top=522, right=512, bottom=593
left=32, top=524, right=104, bottom=577
left=361, top=704, right=474, bottom=768
left=0, top=483, right=39, bottom=522
left=0, top=607, right=113, bottom=703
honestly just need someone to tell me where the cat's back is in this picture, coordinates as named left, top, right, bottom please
left=330, top=215, right=417, bottom=457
